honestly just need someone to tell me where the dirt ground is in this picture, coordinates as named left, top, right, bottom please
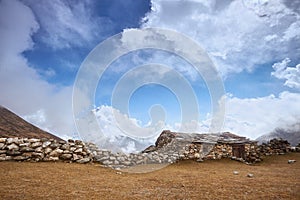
left=0, top=153, right=299, bottom=200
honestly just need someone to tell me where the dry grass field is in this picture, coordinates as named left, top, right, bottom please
left=0, top=153, right=299, bottom=200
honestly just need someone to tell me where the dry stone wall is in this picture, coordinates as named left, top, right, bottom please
left=0, top=138, right=93, bottom=163
left=258, top=138, right=291, bottom=156
left=0, top=136, right=298, bottom=170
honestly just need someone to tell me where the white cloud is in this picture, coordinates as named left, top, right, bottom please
left=0, top=0, right=74, bottom=139
left=76, top=105, right=158, bottom=153
left=22, top=0, right=108, bottom=49
left=223, top=91, right=300, bottom=139
left=271, top=58, right=300, bottom=89
left=142, top=0, right=300, bottom=77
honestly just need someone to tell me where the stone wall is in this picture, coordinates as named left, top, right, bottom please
left=204, top=143, right=233, bottom=160
left=258, top=138, right=291, bottom=156
left=0, top=137, right=298, bottom=169
left=0, top=138, right=93, bottom=163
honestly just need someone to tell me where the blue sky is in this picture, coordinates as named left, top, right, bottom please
left=0, top=0, right=300, bottom=151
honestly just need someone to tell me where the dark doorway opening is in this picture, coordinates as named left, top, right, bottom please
left=232, top=144, right=245, bottom=159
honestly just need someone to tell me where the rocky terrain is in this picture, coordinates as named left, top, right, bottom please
left=0, top=106, right=61, bottom=140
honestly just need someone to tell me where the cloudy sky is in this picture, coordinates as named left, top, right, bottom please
left=0, top=0, right=299, bottom=149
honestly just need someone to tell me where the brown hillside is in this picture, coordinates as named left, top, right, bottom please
left=0, top=106, right=62, bottom=140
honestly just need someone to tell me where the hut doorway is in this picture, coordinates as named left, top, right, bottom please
left=232, top=144, right=245, bottom=159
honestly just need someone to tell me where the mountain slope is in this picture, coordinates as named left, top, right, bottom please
left=256, top=123, right=300, bottom=146
left=0, top=106, right=62, bottom=140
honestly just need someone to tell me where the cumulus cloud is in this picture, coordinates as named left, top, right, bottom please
left=142, top=0, right=300, bottom=77
left=0, top=0, right=73, bottom=138
left=271, top=58, right=300, bottom=89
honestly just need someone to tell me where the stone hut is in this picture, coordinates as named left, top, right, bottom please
left=143, top=130, right=261, bottom=163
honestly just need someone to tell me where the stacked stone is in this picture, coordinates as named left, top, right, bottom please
left=182, top=143, right=202, bottom=159
left=244, top=143, right=261, bottom=163
left=88, top=142, right=181, bottom=169
left=0, top=138, right=92, bottom=163
left=205, top=143, right=233, bottom=160
left=258, top=138, right=291, bottom=156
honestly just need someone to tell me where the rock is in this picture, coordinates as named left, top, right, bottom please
left=288, top=160, right=296, bottom=164
left=76, top=158, right=90, bottom=163
left=72, top=154, right=80, bottom=161
left=40, top=138, right=48, bottom=142
left=75, top=140, right=83, bottom=145
left=68, top=139, right=74, bottom=143
left=4, top=156, right=12, bottom=160
left=142, top=145, right=157, bottom=153
left=6, top=138, right=19, bottom=144
left=20, top=147, right=34, bottom=152
left=0, top=138, right=7, bottom=143
left=247, top=173, right=254, bottom=178
left=122, top=161, right=132, bottom=166
left=7, top=150, right=21, bottom=156
left=42, top=141, right=52, bottom=148
left=60, top=154, right=72, bottom=160
left=49, top=149, right=63, bottom=157
left=74, top=148, right=83, bottom=153
left=35, top=147, right=43, bottom=153
left=49, top=143, right=61, bottom=149
left=13, top=156, right=28, bottom=161
left=6, top=143, right=19, bottom=150
left=44, top=147, right=52, bottom=154
left=0, top=143, right=5, bottom=149
left=28, top=138, right=40, bottom=143
left=109, top=156, right=116, bottom=161
left=49, top=156, right=59, bottom=161
left=194, top=153, right=200, bottom=158
left=31, top=142, right=42, bottom=148
left=233, top=171, right=239, bottom=175
left=32, top=152, right=44, bottom=158
left=69, top=147, right=76, bottom=152
left=59, top=140, right=66, bottom=144
left=60, top=144, right=70, bottom=150
left=19, top=143, right=30, bottom=147
left=102, top=160, right=112, bottom=165
left=0, top=150, right=6, bottom=154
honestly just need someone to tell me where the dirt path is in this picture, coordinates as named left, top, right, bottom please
left=1, top=153, right=299, bottom=199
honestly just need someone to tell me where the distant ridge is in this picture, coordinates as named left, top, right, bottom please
left=256, top=124, right=300, bottom=146
left=0, top=106, right=62, bottom=140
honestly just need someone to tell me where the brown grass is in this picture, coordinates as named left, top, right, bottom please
left=0, top=153, right=299, bottom=200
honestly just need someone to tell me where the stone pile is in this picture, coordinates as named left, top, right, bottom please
left=258, top=138, right=291, bottom=156
left=0, top=138, right=93, bottom=163
left=244, top=143, right=262, bottom=163
left=87, top=142, right=180, bottom=169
